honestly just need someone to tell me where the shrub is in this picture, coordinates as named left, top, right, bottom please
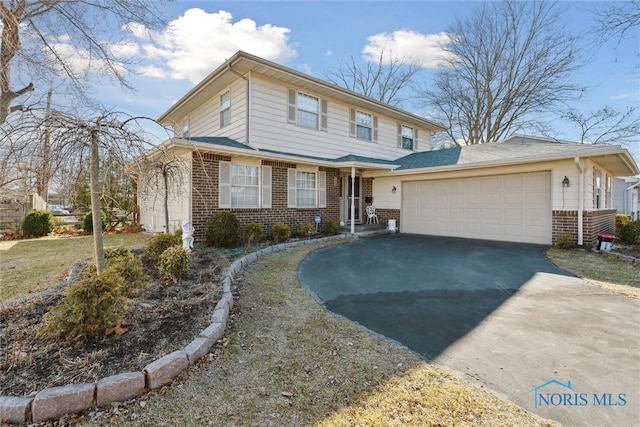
left=298, top=222, right=316, bottom=238
left=88, top=246, right=147, bottom=296
left=145, top=232, right=182, bottom=259
left=271, top=222, right=290, bottom=242
left=205, top=212, right=240, bottom=248
left=22, top=209, right=55, bottom=237
left=555, top=232, right=575, bottom=249
left=245, top=222, right=264, bottom=244
left=158, top=245, right=191, bottom=279
left=81, top=210, right=108, bottom=233
left=38, top=270, right=127, bottom=341
left=616, top=214, right=631, bottom=235
left=319, top=219, right=342, bottom=236
left=619, top=220, right=640, bottom=245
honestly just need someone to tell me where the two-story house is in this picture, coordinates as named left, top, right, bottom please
left=138, top=51, right=639, bottom=247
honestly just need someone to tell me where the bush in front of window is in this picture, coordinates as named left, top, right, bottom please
left=619, top=220, right=640, bottom=245
left=244, top=222, right=264, bottom=244
left=298, top=222, right=316, bottom=238
left=320, top=219, right=342, bottom=236
left=205, top=211, right=240, bottom=248
left=271, top=222, right=290, bottom=243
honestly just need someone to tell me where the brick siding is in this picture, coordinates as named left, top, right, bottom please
left=552, top=209, right=616, bottom=247
left=191, top=152, right=340, bottom=240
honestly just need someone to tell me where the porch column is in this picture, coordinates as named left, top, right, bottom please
left=351, top=166, right=355, bottom=234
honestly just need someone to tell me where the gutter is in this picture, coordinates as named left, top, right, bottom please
left=574, top=157, right=584, bottom=246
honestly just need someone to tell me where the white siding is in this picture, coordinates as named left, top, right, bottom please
left=183, top=79, right=247, bottom=142
left=138, top=153, right=192, bottom=233
left=249, top=76, right=433, bottom=161
left=372, top=176, right=402, bottom=209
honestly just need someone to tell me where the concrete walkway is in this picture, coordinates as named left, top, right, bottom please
left=299, top=234, right=640, bottom=427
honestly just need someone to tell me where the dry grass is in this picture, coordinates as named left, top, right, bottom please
left=0, top=233, right=152, bottom=304
left=547, top=247, right=640, bottom=299
left=82, top=242, right=552, bottom=427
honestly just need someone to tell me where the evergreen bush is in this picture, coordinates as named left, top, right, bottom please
left=158, top=245, right=191, bottom=279
left=271, top=222, right=290, bottom=242
left=205, top=211, right=240, bottom=248
left=145, top=232, right=182, bottom=259
left=81, top=210, right=108, bottom=233
left=619, top=220, right=640, bottom=245
left=298, top=222, right=316, bottom=238
left=615, top=214, right=631, bottom=235
left=319, top=219, right=342, bottom=236
left=38, top=270, right=127, bottom=341
left=22, top=209, right=55, bottom=237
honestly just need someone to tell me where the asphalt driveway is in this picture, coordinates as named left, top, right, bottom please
left=299, top=234, right=640, bottom=426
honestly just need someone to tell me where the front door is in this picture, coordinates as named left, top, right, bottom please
left=345, top=175, right=361, bottom=223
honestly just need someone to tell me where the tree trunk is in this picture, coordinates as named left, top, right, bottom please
left=89, top=128, right=106, bottom=273
left=163, top=169, right=169, bottom=233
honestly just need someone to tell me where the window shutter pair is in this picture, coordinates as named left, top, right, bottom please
left=397, top=125, right=419, bottom=150
left=219, top=161, right=272, bottom=208
left=288, top=89, right=327, bottom=131
left=287, top=168, right=326, bottom=208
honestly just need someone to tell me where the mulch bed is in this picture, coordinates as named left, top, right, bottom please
left=610, top=241, right=640, bottom=259
left=0, top=250, right=230, bottom=397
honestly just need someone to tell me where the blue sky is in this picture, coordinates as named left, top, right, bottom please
left=53, top=1, right=640, bottom=162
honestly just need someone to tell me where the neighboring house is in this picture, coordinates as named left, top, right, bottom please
left=138, top=51, right=639, bottom=247
left=614, top=176, right=640, bottom=220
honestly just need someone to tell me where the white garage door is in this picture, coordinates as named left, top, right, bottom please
left=402, top=171, right=551, bottom=244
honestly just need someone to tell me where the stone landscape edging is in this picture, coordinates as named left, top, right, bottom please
left=0, top=233, right=357, bottom=425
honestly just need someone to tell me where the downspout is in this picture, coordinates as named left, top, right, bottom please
left=574, top=157, right=584, bottom=245
left=351, top=167, right=356, bottom=234
left=227, top=64, right=251, bottom=144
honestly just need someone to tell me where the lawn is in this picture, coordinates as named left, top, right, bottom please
left=0, top=233, right=152, bottom=304
left=547, top=247, right=640, bottom=298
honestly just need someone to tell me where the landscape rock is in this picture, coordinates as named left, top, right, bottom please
left=144, top=351, right=189, bottom=390
left=0, top=395, right=33, bottom=424
left=199, top=322, right=225, bottom=347
left=184, top=336, right=211, bottom=365
left=31, top=383, right=95, bottom=423
left=96, top=372, right=145, bottom=407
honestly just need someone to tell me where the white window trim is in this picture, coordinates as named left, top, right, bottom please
left=220, top=89, right=231, bottom=128
left=287, top=89, right=328, bottom=131
left=350, top=108, right=378, bottom=142
left=287, top=168, right=327, bottom=208
left=219, top=161, right=271, bottom=209
left=398, top=124, right=418, bottom=150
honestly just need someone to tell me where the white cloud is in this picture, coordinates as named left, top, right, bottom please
left=363, top=30, right=451, bottom=69
left=298, top=64, right=313, bottom=75
left=130, top=8, right=297, bottom=84
left=324, top=49, right=333, bottom=56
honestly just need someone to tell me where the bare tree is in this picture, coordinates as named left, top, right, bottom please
left=39, top=110, right=156, bottom=272
left=420, top=1, right=583, bottom=145
left=560, top=106, right=639, bottom=145
left=134, top=148, right=189, bottom=234
left=326, top=49, right=421, bottom=106
left=0, top=0, right=170, bottom=124
left=595, top=0, right=640, bottom=42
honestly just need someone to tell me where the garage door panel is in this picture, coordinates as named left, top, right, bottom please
left=402, top=171, right=551, bottom=244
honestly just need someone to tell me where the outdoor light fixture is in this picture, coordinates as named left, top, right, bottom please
left=562, top=176, right=570, bottom=188
left=392, top=186, right=397, bottom=193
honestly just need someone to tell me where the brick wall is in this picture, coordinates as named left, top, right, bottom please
left=191, top=152, right=341, bottom=241
left=584, top=209, right=616, bottom=246
left=552, top=209, right=616, bottom=247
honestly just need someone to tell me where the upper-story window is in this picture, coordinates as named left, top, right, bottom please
left=349, top=109, right=377, bottom=142
left=400, top=125, right=414, bottom=150
left=287, top=89, right=328, bottom=131
left=297, top=93, right=319, bottom=129
left=220, top=90, right=231, bottom=128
